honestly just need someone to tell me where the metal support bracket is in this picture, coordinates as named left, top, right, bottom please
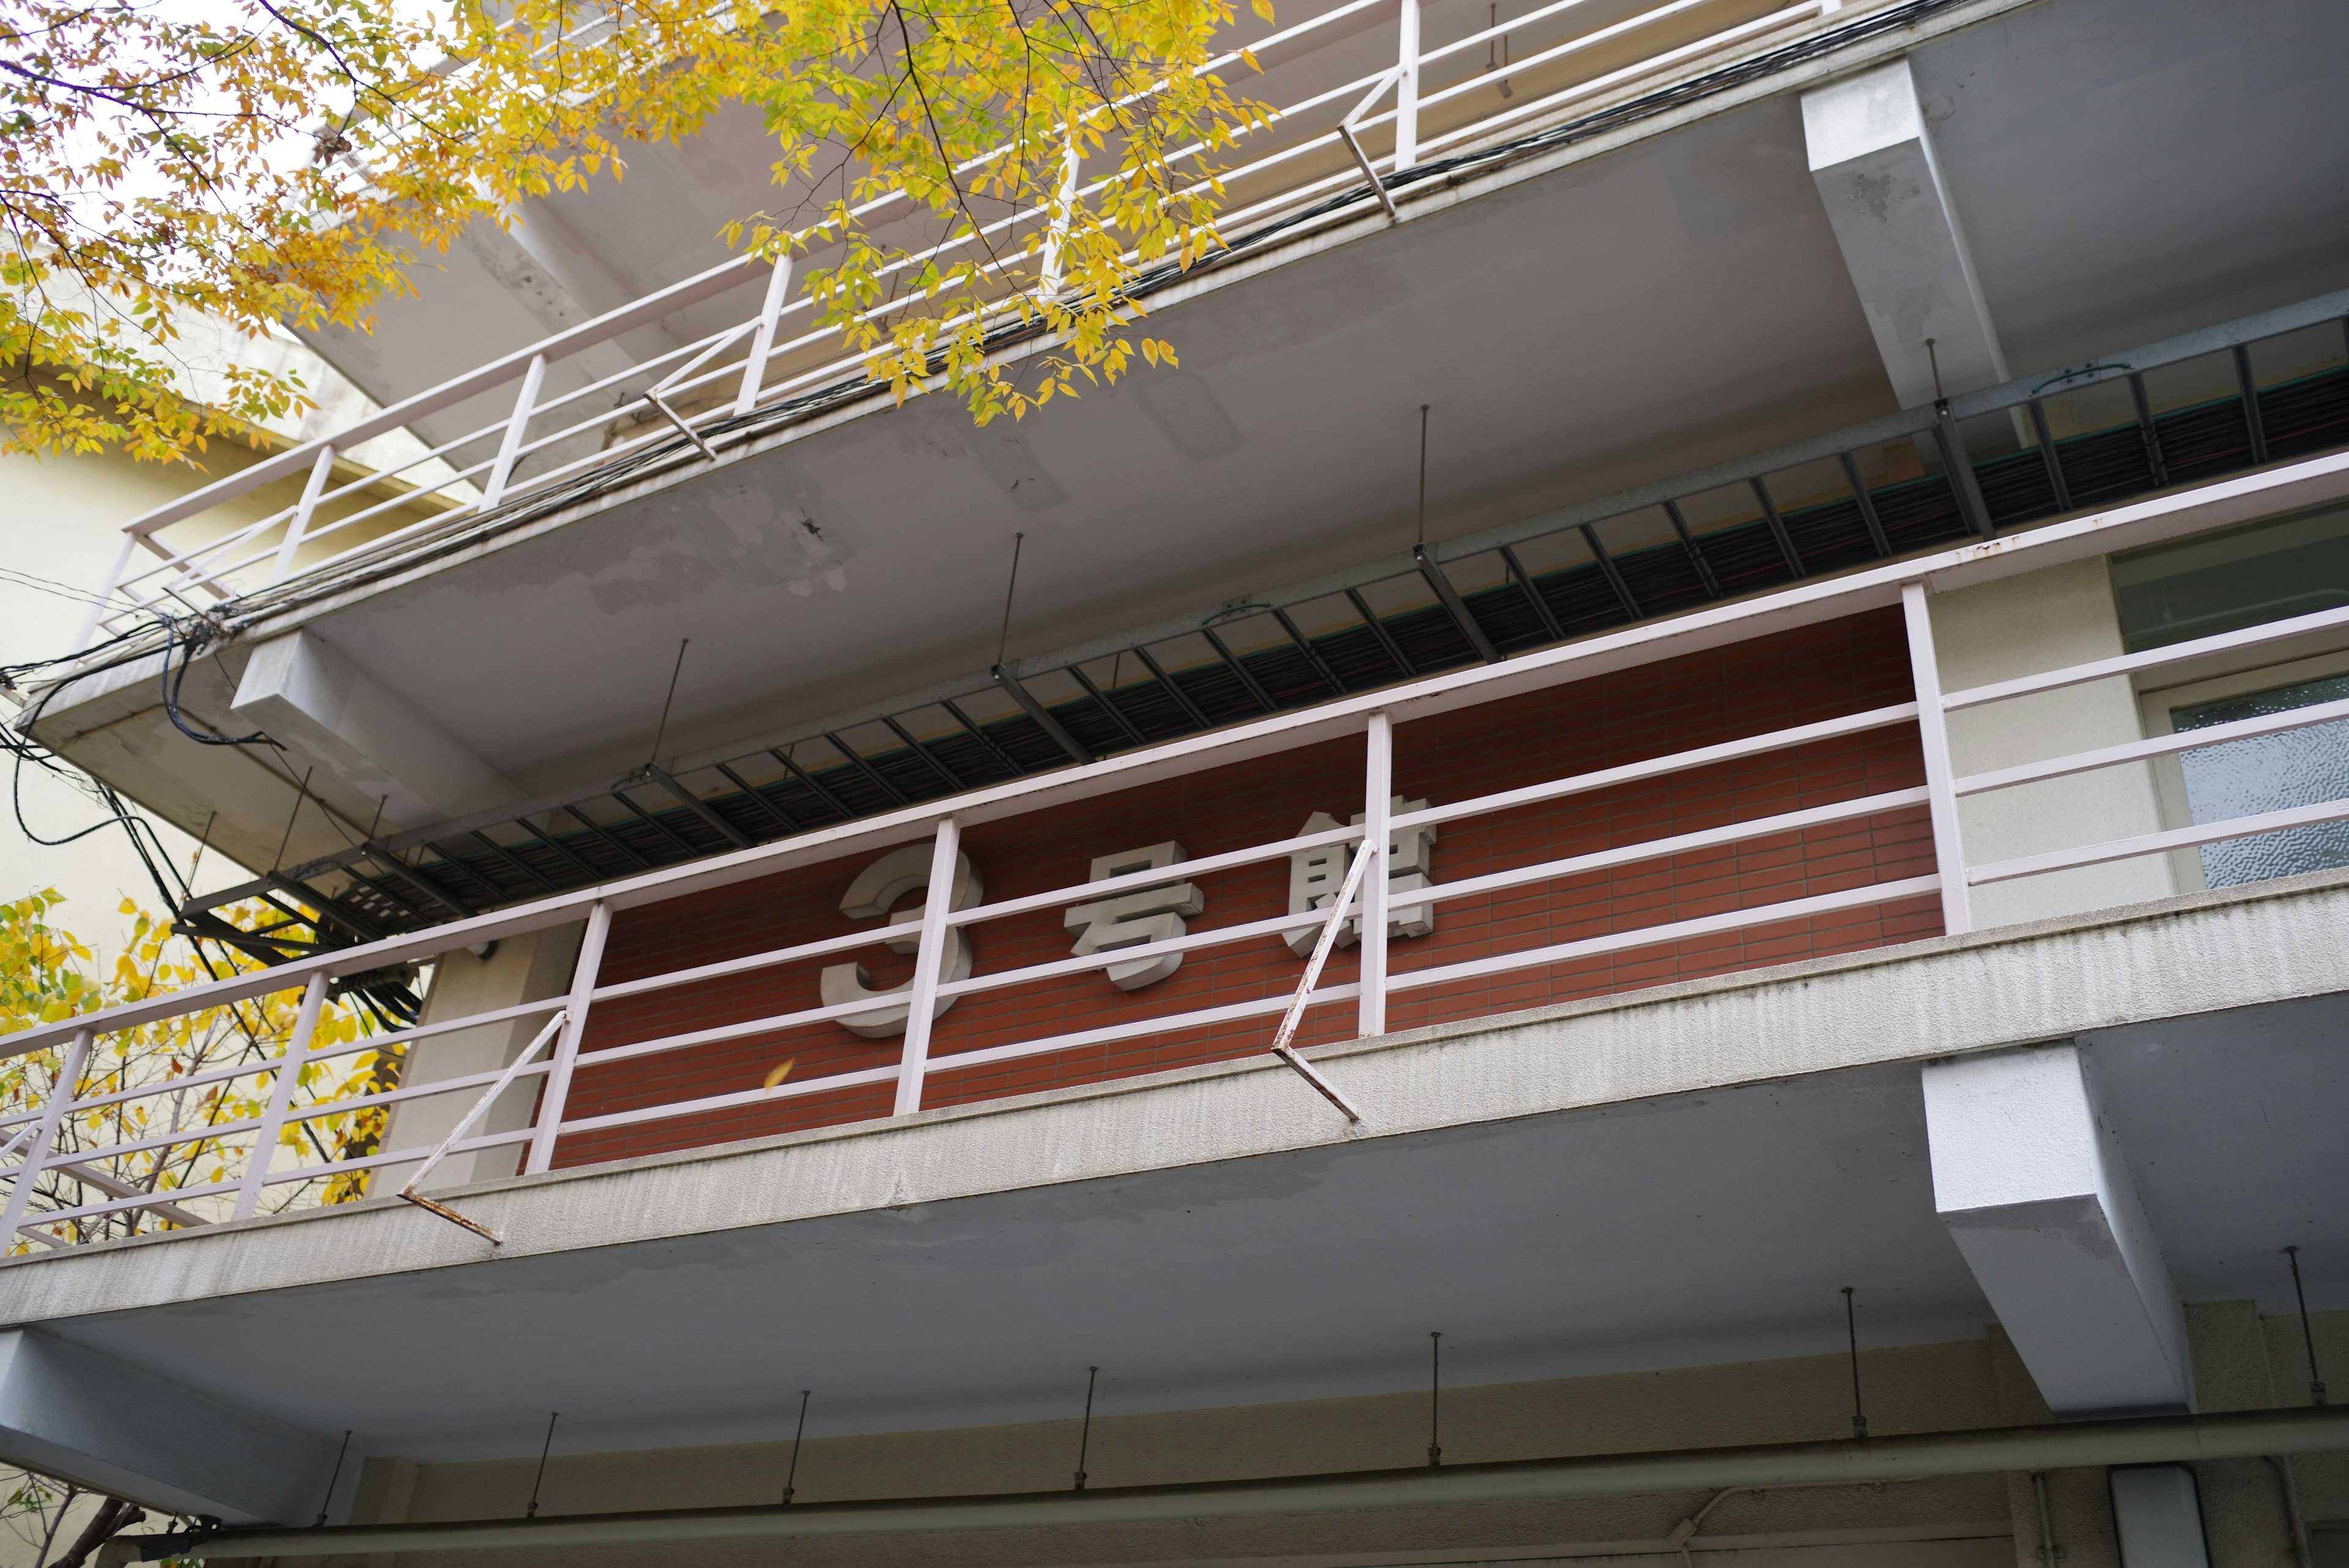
left=1932, top=402, right=1996, bottom=538
left=642, top=392, right=719, bottom=463
left=643, top=765, right=755, bottom=849
left=1338, top=127, right=1401, bottom=223
left=1414, top=544, right=1501, bottom=662
left=992, top=664, right=1096, bottom=765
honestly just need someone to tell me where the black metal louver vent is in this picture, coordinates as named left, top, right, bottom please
left=195, top=333, right=2349, bottom=967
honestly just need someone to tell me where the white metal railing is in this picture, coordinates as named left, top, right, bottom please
left=70, top=0, right=1880, bottom=652
left=15, top=498, right=2349, bottom=1249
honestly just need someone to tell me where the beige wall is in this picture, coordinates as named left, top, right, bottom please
left=0, top=442, right=228, bottom=962
left=374, top=925, right=586, bottom=1194
left=1931, top=555, right=2175, bottom=930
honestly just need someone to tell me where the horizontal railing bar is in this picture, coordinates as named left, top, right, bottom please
left=1397, top=1, right=1821, bottom=173
left=1940, top=603, right=2349, bottom=711
left=303, top=993, right=565, bottom=1057
left=1402, top=787, right=1931, bottom=912
left=18, top=1055, right=554, bottom=1173
left=15, top=1178, right=242, bottom=1231
left=119, top=508, right=293, bottom=589
left=1398, top=705, right=1920, bottom=833
left=46, top=997, right=562, bottom=1119
left=55, top=1058, right=282, bottom=1117
left=15, top=1115, right=267, bottom=1169
left=259, top=1126, right=535, bottom=1188
left=927, top=983, right=1362, bottom=1077
left=948, top=823, right=1363, bottom=929
left=1967, top=798, right=2349, bottom=886
left=573, top=992, right=932, bottom=1069
left=1385, top=874, right=1943, bottom=995
left=1417, top=0, right=1777, bottom=117
left=939, top=786, right=1929, bottom=1001
left=557, top=1062, right=903, bottom=1137
left=1954, top=697, right=2349, bottom=797
left=308, top=423, right=503, bottom=507
left=590, top=927, right=904, bottom=1003
left=282, top=454, right=499, bottom=550
left=940, top=907, right=1336, bottom=1000
left=278, top=1058, right=554, bottom=1125
left=114, top=255, right=772, bottom=541
left=926, top=872, right=1937, bottom=1080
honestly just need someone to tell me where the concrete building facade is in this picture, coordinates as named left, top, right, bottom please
left=2, top=0, right=2347, bottom=1565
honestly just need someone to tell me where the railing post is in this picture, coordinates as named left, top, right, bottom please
left=479, top=354, right=548, bottom=510
left=270, top=444, right=338, bottom=584
left=75, top=533, right=139, bottom=652
left=1358, top=712, right=1393, bottom=1038
left=1, top=1028, right=94, bottom=1247
left=235, top=975, right=330, bottom=1221
left=733, top=258, right=796, bottom=417
left=1393, top=0, right=1421, bottom=171
left=1901, top=582, right=1973, bottom=935
left=892, top=819, right=963, bottom=1117
left=1039, top=133, right=1082, bottom=298
left=526, top=900, right=611, bottom=1175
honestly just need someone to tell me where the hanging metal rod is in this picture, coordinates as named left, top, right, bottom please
left=100, top=1405, right=2349, bottom=1562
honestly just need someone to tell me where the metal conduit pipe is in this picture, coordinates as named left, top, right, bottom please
left=100, top=1405, right=2349, bottom=1563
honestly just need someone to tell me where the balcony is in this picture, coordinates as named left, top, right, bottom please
left=9, top=434, right=2349, bottom=1248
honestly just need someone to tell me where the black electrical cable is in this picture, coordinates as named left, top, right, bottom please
left=155, top=614, right=276, bottom=748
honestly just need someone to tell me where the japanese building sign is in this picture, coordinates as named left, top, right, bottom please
left=820, top=801, right=1437, bottom=1036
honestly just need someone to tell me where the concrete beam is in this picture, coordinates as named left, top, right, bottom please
left=2109, top=1463, right=2213, bottom=1568
left=230, top=630, right=522, bottom=830
left=1802, top=58, right=2007, bottom=408
left=1923, top=1042, right=2194, bottom=1418
left=0, top=1329, right=346, bottom=1524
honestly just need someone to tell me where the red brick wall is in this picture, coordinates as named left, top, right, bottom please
left=551, top=608, right=1934, bottom=1167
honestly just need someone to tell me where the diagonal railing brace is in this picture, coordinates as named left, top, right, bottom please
left=396, top=1009, right=566, bottom=1243
left=1267, top=837, right=1377, bottom=1124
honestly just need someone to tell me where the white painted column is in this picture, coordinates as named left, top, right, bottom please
left=1923, top=1042, right=2194, bottom=1418
left=1, top=1029, right=92, bottom=1243
left=235, top=976, right=330, bottom=1221
left=2110, top=1465, right=2213, bottom=1568
left=1357, top=714, right=1392, bottom=1038
left=1393, top=0, right=1422, bottom=172
left=1901, top=581, right=1972, bottom=936
left=893, top=820, right=963, bottom=1117
left=1802, top=58, right=2007, bottom=408
left=525, top=899, right=610, bottom=1175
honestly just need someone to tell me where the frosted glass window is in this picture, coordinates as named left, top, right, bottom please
left=2173, top=673, right=2349, bottom=887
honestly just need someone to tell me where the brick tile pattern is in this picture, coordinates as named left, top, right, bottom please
left=551, top=610, right=1933, bottom=1167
